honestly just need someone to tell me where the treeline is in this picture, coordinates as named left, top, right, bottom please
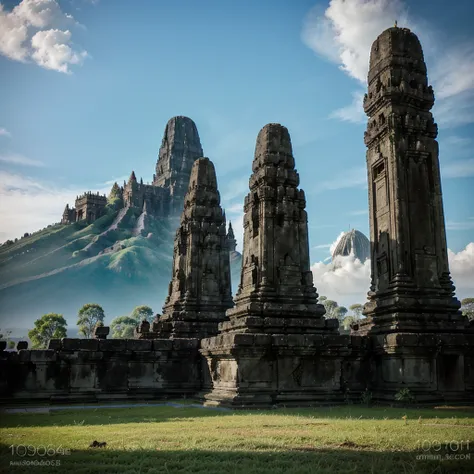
left=4, top=298, right=473, bottom=350
left=22, top=304, right=155, bottom=349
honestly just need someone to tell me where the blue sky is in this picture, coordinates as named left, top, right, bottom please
left=0, top=0, right=473, bottom=305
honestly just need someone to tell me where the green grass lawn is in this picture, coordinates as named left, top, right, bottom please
left=1, top=404, right=473, bottom=473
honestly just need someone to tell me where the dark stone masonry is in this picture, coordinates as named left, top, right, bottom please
left=1, top=26, right=473, bottom=406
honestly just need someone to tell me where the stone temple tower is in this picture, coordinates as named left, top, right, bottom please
left=218, top=123, right=331, bottom=335
left=200, top=124, right=349, bottom=407
left=360, top=26, right=467, bottom=335
left=153, top=157, right=233, bottom=339
left=153, top=116, right=204, bottom=215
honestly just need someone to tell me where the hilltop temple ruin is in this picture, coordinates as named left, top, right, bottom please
left=1, top=26, right=473, bottom=406
left=61, top=116, right=204, bottom=224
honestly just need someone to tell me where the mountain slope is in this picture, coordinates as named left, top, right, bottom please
left=0, top=205, right=242, bottom=334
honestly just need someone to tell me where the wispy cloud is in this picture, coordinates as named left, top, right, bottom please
left=103, top=176, right=128, bottom=187
left=330, top=91, right=366, bottom=124
left=221, top=176, right=249, bottom=202
left=302, top=0, right=474, bottom=128
left=0, top=127, right=11, bottom=138
left=0, top=153, right=44, bottom=167
left=348, top=209, right=368, bottom=216
left=311, top=166, right=367, bottom=193
left=441, top=159, right=474, bottom=179
left=446, top=220, right=474, bottom=231
left=0, top=170, right=109, bottom=241
left=313, top=243, right=331, bottom=249
left=0, top=0, right=87, bottom=73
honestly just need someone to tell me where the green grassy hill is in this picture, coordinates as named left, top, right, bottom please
left=0, top=204, right=242, bottom=336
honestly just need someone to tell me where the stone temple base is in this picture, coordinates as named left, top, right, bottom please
left=365, top=332, right=474, bottom=403
left=200, top=332, right=368, bottom=408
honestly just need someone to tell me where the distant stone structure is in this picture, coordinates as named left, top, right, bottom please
left=2, top=27, right=473, bottom=406
left=226, top=222, right=237, bottom=252
left=61, top=192, right=107, bottom=224
left=60, top=116, right=204, bottom=224
left=153, top=116, right=204, bottom=214
left=332, top=229, right=370, bottom=263
left=148, top=158, right=233, bottom=339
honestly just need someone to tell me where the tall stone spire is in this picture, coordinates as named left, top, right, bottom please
left=227, top=221, right=237, bottom=252
left=154, top=157, right=233, bottom=339
left=219, top=123, right=330, bottom=335
left=360, top=27, right=465, bottom=334
left=153, top=116, right=204, bottom=214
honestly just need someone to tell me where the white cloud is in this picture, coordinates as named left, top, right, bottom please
left=311, top=254, right=371, bottom=307
left=330, top=90, right=366, bottom=124
left=302, top=0, right=474, bottom=128
left=31, top=29, right=87, bottom=73
left=0, top=153, right=44, bottom=167
left=311, top=236, right=474, bottom=308
left=449, top=243, right=474, bottom=297
left=0, top=0, right=86, bottom=73
left=302, top=0, right=410, bottom=83
left=0, top=128, right=11, bottom=137
left=0, top=170, right=108, bottom=241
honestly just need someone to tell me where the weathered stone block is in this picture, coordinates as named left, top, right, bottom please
left=255, top=334, right=272, bottom=345
left=304, top=335, right=324, bottom=347
left=48, top=339, right=62, bottom=350
left=272, top=335, right=288, bottom=346
left=418, top=334, right=437, bottom=347
left=99, top=339, right=127, bottom=351
left=173, top=338, right=199, bottom=350
left=17, top=341, right=28, bottom=351
left=93, top=326, right=110, bottom=340
left=78, top=339, right=100, bottom=351
left=287, top=334, right=305, bottom=346
left=152, top=339, right=173, bottom=351
left=30, top=350, right=57, bottom=362
left=18, top=350, right=31, bottom=362
left=233, top=334, right=254, bottom=346
left=126, top=339, right=152, bottom=352
left=62, top=338, right=82, bottom=351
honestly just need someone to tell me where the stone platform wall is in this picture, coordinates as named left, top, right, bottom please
left=1, top=334, right=473, bottom=406
left=0, top=338, right=200, bottom=403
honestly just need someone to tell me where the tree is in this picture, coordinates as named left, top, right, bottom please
left=28, top=314, right=67, bottom=349
left=349, top=304, right=364, bottom=319
left=77, top=303, right=105, bottom=338
left=7, top=340, right=15, bottom=349
left=110, top=316, right=137, bottom=339
left=322, top=299, right=338, bottom=319
left=461, top=298, right=474, bottom=321
left=342, top=315, right=358, bottom=331
left=0, top=329, right=11, bottom=341
left=335, top=306, right=348, bottom=321
left=130, top=305, right=154, bottom=323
